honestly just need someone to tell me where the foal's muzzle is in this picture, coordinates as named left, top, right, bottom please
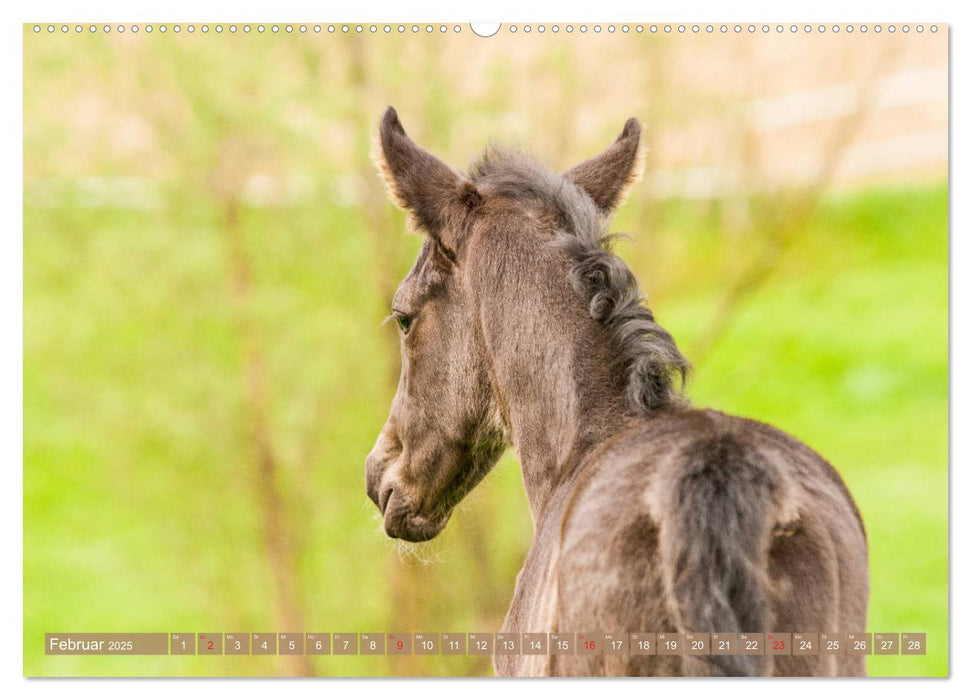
left=382, top=491, right=446, bottom=542
left=365, top=444, right=448, bottom=542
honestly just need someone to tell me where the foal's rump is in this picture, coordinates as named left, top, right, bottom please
left=554, top=409, right=869, bottom=677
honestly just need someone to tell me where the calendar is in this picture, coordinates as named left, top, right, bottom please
left=44, top=632, right=927, bottom=657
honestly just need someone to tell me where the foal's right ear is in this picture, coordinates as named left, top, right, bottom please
left=375, top=107, right=480, bottom=255
left=565, top=117, right=644, bottom=216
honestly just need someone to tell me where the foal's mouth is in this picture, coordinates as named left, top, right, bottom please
left=381, top=489, right=449, bottom=542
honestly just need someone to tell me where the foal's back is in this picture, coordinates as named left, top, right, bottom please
left=553, top=408, right=869, bottom=676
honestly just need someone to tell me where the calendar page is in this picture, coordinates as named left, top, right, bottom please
left=22, top=19, right=948, bottom=679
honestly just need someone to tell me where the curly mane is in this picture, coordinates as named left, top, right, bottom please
left=468, top=147, right=690, bottom=412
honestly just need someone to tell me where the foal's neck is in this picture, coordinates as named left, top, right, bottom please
left=475, top=245, right=634, bottom=523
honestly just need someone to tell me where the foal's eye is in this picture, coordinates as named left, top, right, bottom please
left=395, top=313, right=413, bottom=334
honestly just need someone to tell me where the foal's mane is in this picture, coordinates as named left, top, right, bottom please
left=468, top=147, right=690, bottom=412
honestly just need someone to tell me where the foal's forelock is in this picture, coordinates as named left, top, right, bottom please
left=470, top=148, right=690, bottom=412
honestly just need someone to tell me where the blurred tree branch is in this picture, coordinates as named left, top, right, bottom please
left=216, top=141, right=313, bottom=677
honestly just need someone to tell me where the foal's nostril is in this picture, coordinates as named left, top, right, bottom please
left=378, top=485, right=394, bottom=515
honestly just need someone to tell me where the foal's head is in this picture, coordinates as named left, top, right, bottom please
left=365, top=107, right=687, bottom=541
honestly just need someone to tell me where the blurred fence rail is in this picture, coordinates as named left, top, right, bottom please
left=24, top=31, right=946, bottom=204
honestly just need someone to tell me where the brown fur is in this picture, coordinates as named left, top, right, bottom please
left=365, top=107, right=869, bottom=676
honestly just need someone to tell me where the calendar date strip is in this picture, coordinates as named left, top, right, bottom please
left=45, top=632, right=927, bottom=656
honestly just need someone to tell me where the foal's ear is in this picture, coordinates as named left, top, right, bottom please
left=565, top=117, right=643, bottom=216
left=375, top=106, right=479, bottom=255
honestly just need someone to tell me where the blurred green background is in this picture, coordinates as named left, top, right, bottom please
left=23, top=25, right=948, bottom=677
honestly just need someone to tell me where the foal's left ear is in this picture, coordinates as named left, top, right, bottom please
left=565, top=117, right=643, bottom=216
left=375, top=106, right=480, bottom=256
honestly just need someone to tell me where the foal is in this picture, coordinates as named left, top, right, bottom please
left=365, top=107, right=869, bottom=676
